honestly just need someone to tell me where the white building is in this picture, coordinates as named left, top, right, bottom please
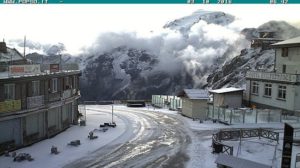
left=245, top=36, right=300, bottom=114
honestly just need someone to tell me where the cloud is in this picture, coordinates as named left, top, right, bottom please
left=7, top=39, right=66, bottom=56
left=83, top=14, right=248, bottom=88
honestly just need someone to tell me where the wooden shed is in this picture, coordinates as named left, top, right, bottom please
left=209, top=88, right=244, bottom=109
left=177, top=89, right=209, bottom=120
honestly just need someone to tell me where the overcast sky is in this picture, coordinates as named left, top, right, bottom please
left=1, top=4, right=300, bottom=54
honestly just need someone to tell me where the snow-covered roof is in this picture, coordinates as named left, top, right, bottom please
left=209, top=87, right=244, bottom=94
left=0, top=48, right=25, bottom=63
left=0, top=70, right=80, bottom=80
left=215, top=154, right=271, bottom=168
left=178, top=89, right=209, bottom=100
left=272, top=36, right=300, bottom=47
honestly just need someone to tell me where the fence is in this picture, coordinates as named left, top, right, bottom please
left=215, top=128, right=279, bottom=143
left=151, top=95, right=182, bottom=110
left=212, top=133, right=234, bottom=155
left=212, top=128, right=279, bottom=155
left=207, top=104, right=300, bottom=124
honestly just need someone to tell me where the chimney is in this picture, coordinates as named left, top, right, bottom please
left=0, top=42, right=7, bottom=53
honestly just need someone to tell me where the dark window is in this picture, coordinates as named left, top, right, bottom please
left=282, top=48, right=288, bottom=57
left=64, top=77, right=70, bottom=90
left=252, top=81, right=259, bottom=95
left=51, top=78, right=58, bottom=93
left=4, top=83, right=15, bottom=100
left=264, top=83, right=272, bottom=97
left=278, top=85, right=286, bottom=100
left=282, top=64, right=286, bottom=73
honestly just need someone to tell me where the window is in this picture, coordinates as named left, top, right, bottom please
left=281, top=48, right=288, bottom=57
left=278, top=85, right=287, bottom=100
left=252, top=81, right=259, bottom=95
left=64, top=77, right=70, bottom=90
left=282, top=64, right=286, bottom=73
left=51, top=78, right=58, bottom=93
left=32, top=81, right=40, bottom=96
left=73, top=76, right=77, bottom=89
left=4, top=83, right=15, bottom=100
left=264, top=83, right=272, bottom=97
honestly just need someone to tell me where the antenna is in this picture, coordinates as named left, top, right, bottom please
left=23, top=36, right=26, bottom=57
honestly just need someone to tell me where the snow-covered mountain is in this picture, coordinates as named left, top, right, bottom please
left=164, top=10, right=235, bottom=33
left=79, top=10, right=246, bottom=100
left=80, top=46, right=195, bottom=100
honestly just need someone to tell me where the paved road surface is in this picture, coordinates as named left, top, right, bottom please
left=64, top=106, right=192, bottom=168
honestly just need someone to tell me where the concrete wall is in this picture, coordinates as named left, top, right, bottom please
left=293, top=85, right=300, bottom=111
left=276, top=47, right=300, bottom=74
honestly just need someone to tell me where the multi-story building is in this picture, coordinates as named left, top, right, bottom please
left=245, top=36, right=300, bottom=115
left=0, top=42, right=81, bottom=154
left=250, top=31, right=282, bottom=50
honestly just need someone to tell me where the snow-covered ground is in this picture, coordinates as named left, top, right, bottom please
left=0, top=108, right=126, bottom=168
left=1, top=105, right=299, bottom=168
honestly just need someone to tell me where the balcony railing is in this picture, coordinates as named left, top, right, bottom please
left=62, top=89, right=72, bottom=99
left=48, top=92, right=61, bottom=102
left=72, top=89, right=77, bottom=95
left=246, top=71, right=300, bottom=83
left=27, top=95, right=44, bottom=109
left=0, top=100, right=21, bottom=113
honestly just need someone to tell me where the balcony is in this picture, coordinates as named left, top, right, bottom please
left=246, top=71, right=300, bottom=83
left=27, top=95, right=44, bottom=109
left=0, top=100, right=21, bottom=113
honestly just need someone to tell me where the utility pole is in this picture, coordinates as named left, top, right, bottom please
left=60, top=54, right=62, bottom=72
left=112, top=101, right=114, bottom=123
left=23, top=36, right=26, bottom=58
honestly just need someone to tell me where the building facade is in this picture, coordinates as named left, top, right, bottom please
left=0, top=43, right=81, bottom=154
left=245, top=36, right=300, bottom=114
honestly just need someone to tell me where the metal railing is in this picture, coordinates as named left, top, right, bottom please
left=212, top=128, right=279, bottom=155
left=27, top=95, right=44, bottom=109
left=207, top=105, right=300, bottom=124
left=62, top=89, right=72, bottom=99
left=246, top=71, right=300, bottom=83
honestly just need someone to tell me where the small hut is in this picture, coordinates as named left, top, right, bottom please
left=177, top=89, right=209, bottom=120
left=209, top=88, right=244, bottom=109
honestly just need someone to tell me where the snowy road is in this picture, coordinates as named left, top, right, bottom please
left=1, top=105, right=287, bottom=168
left=64, top=106, right=191, bottom=168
